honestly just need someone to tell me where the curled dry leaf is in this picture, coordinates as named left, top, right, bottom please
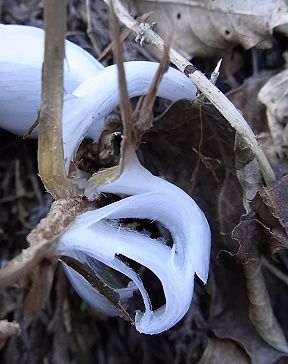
left=198, top=338, right=250, bottom=364
left=129, top=0, right=288, bottom=57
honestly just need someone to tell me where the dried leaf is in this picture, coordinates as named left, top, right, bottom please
left=198, top=339, right=250, bottom=364
left=130, top=0, right=288, bottom=57
left=232, top=218, right=288, bottom=262
left=0, top=320, right=21, bottom=349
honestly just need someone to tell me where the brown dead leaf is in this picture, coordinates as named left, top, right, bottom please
left=198, top=338, right=250, bottom=364
left=130, top=0, right=288, bottom=57
left=232, top=218, right=288, bottom=263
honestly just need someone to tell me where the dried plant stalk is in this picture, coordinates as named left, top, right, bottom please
left=38, top=0, right=77, bottom=199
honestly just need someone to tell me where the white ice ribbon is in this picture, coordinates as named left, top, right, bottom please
left=0, top=24, right=211, bottom=334
left=0, top=24, right=103, bottom=136
left=58, top=155, right=210, bottom=334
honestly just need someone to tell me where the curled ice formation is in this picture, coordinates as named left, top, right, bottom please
left=0, top=24, right=211, bottom=334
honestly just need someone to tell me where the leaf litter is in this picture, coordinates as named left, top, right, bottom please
left=0, top=0, right=288, bottom=363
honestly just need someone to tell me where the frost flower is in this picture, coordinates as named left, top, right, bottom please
left=0, top=24, right=211, bottom=334
left=58, top=154, right=211, bottom=334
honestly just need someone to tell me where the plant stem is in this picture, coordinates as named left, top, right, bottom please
left=38, top=0, right=77, bottom=199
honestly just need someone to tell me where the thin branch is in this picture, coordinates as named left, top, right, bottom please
left=38, top=0, right=77, bottom=199
left=104, top=0, right=276, bottom=187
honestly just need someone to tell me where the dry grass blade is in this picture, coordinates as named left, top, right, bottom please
left=38, top=0, right=77, bottom=199
left=60, top=256, right=134, bottom=324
